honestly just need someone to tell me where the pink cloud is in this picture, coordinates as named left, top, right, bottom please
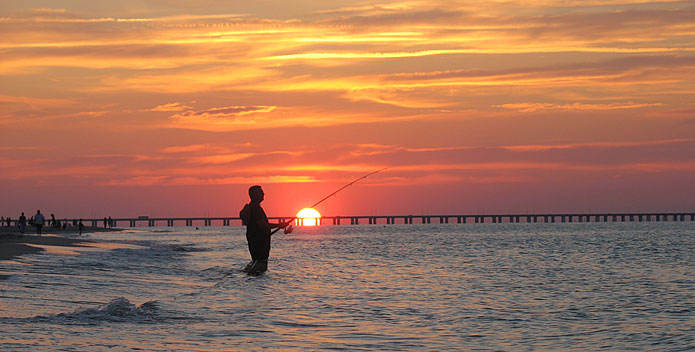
left=161, top=144, right=210, bottom=153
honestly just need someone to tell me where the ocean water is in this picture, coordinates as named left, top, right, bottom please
left=1, top=223, right=694, bottom=351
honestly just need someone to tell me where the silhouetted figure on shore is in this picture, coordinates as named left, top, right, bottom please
left=239, top=185, right=289, bottom=275
left=78, top=219, right=84, bottom=236
left=50, top=214, right=56, bottom=228
left=108, top=216, right=113, bottom=228
left=103, top=217, right=108, bottom=228
left=18, top=213, right=26, bottom=236
left=6, top=216, right=11, bottom=227
left=35, top=210, right=45, bottom=236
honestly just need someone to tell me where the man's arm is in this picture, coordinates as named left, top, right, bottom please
left=256, top=218, right=290, bottom=230
left=252, top=206, right=289, bottom=230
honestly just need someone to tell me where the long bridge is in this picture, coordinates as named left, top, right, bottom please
left=38, top=212, right=695, bottom=228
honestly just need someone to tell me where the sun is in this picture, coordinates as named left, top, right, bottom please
left=296, top=208, right=321, bottom=226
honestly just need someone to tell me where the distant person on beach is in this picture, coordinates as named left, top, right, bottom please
left=103, top=217, right=108, bottom=228
left=50, top=214, right=56, bottom=228
left=18, top=213, right=26, bottom=236
left=6, top=216, right=11, bottom=227
left=35, top=210, right=45, bottom=236
left=108, top=216, right=113, bottom=228
left=239, top=185, right=289, bottom=274
left=78, top=219, right=84, bottom=236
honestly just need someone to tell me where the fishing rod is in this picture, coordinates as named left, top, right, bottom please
left=217, top=168, right=387, bottom=281
left=271, top=167, right=387, bottom=235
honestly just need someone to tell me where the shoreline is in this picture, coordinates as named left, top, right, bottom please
left=0, top=225, right=122, bottom=236
left=0, top=227, right=122, bottom=280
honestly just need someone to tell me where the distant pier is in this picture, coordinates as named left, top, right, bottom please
left=26, top=212, right=695, bottom=228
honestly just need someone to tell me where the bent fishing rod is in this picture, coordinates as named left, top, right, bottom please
left=271, top=168, right=387, bottom=235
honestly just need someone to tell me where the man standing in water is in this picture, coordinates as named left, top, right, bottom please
left=239, top=185, right=289, bottom=275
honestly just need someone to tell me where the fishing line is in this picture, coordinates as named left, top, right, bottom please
left=271, top=167, right=387, bottom=235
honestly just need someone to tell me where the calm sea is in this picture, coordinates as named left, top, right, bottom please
left=1, top=223, right=693, bottom=351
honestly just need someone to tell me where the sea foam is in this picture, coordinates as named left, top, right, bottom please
left=42, top=297, right=159, bottom=324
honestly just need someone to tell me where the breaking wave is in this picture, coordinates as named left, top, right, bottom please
left=38, top=297, right=159, bottom=324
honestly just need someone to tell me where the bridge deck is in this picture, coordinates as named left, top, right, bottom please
left=14, top=212, right=694, bottom=228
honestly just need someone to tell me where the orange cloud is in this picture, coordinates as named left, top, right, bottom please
left=494, top=102, right=665, bottom=112
left=148, top=102, right=195, bottom=112
left=169, top=105, right=277, bottom=130
left=104, top=175, right=317, bottom=186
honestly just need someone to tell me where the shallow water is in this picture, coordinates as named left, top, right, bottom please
left=1, top=223, right=694, bottom=351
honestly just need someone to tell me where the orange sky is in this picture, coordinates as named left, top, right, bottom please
left=1, top=1, right=694, bottom=218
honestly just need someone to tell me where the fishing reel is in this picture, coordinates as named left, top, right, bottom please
left=284, top=225, right=294, bottom=234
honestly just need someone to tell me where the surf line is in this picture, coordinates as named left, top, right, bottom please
left=271, top=167, right=387, bottom=235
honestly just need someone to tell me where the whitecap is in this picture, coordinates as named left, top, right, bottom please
left=39, top=297, right=159, bottom=324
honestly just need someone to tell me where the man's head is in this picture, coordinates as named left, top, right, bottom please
left=36, top=210, right=41, bottom=214
left=248, top=185, right=264, bottom=203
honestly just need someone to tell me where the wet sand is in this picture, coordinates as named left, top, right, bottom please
left=0, top=234, right=93, bottom=261
left=0, top=227, right=121, bottom=279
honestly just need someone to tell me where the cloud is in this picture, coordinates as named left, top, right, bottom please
left=103, top=174, right=317, bottom=186
left=193, top=153, right=257, bottom=164
left=0, top=146, right=41, bottom=151
left=0, top=12, right=247, bottom=24
left=494, top=102, right=665, bottom=112
left=103, top=176, right=168, bottom=186
left=0, top=94, right=75, bottom=108
left=343, top=88, right=451, bottom=108
left=148, top=102, right=195, bottom=112
left=169, top=105, right=277, bottom=130
left=184, top=106, right=276, bottom=118
left=31, top=8, right=68, bottom=14
left=381, top=55, right=695, bottom=82
left=502, top=139, right=695, bottom=152
left=161, top=144, right=210, bottom=153
left=516, top=5, right=695, bottom=42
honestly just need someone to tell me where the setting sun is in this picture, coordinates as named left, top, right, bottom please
left=296, top=208, right=321, bottom=226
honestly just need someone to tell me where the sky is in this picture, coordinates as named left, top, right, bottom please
left=1, top=0, right=694, bottom=218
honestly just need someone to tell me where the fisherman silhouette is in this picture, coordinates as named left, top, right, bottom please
left=239, top=185, right=289, bottom=275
